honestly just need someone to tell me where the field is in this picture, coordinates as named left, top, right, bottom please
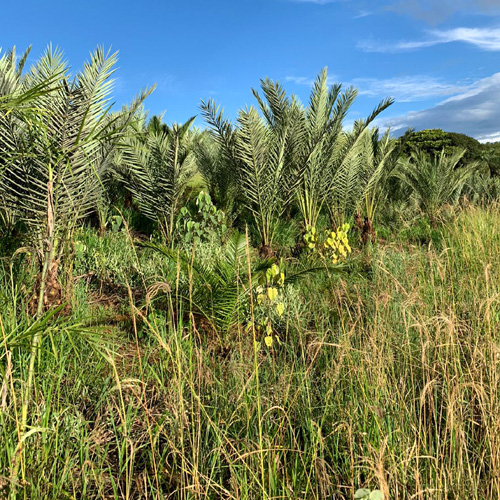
left=0, top=205, right=498, bottom=499
left=1, top=47, right=500, bottom=499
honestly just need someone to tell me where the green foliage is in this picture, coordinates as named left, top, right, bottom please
left=193, top=129, right=239, bottom=213
left=201, top=79, right=301, bottom=249
left=114, top=114, right=197, bottom=242
left=176, top=191, right=228, bottom=244
left=142, top=231, right=249, bottom=334
left=3, top=46, right=500, bottom=500
left=292, top=70, right=394, bottom=228
left=0, top=46, right=150, bottom=242
left=110, top=214, right=123, bottom=232
left=394, top=149, right=478, bottom=220
left=479, top=141, right=500, bottom=176
left=399, top=128, right=482, bottom=165
left=202, top=69, right=394, bottom=241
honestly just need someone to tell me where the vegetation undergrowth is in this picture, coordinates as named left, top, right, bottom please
left=1, top=46, right=500, bottom=499
left=0, top=204, right=498, bottom=499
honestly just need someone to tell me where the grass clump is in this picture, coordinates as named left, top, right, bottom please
left=0, top=205, right=499, bottom=499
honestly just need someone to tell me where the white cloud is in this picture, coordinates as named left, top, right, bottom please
left=353, top=76, right=472, bottom=101
left=359, top=26, right=500, bottom=53
left=477, top=132, right=500, bottom=143
left=289, top=0, right=500, bottom=19
left=285, top=74, right=473, bottom=102
left=375, top=72, right=500, bottom=141
left=386, top=0, right=500, bottom=23
left=285, top=76, right=315, bottom=85
left=354, top=10, right=373, bottom=18
left=284, top=74, right=340, bottom=86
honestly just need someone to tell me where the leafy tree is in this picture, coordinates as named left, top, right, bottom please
left=398, top=129, right=481, bottom=166
left=479, top=142, right=500, bottom=176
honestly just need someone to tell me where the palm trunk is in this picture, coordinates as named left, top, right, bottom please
left=11, top=179, right=57, bottom=496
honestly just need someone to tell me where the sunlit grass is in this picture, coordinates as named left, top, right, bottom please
left=1, top=205, right=500, bottom=499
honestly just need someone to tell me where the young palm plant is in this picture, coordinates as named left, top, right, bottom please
left=268, top=67, right=395, bottom=230
left=201, top=78, right=302, bottom=254
left=193, top=129, right=239, bottom=214
left=293, top=68, right=356, bottom=229
left=321, top=95, right=394, bottom=227
left=361, top=129, right=398, bottom=221
left=0, top=46, right=151, bottom=309
left=115, top=114, right=197, bottom=242
left=0, top=46, right=151, bottom=492
left=394, top=149, right=479, bottom=223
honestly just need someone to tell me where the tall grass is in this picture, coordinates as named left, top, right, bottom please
left=1, top=204, right=499, bottom=499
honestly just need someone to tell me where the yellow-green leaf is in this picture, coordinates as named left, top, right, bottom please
left=267, top=287, right=278, bottom=301
left=276, top=302, right=285, bottom=316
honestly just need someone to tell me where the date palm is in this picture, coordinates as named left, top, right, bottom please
left=114, top=114, right=197, bottom=242
left=296, top=69, right=394, bottom=228
left=394, top=149, right=478, bottom=223
left=357, top=128, right=398, bottom=223
left=0, top=45, right=152, bottom=493
left=193, top=129, right=239, bottom=214
left=201, top=78, right=302, bottom=252
left=0, top=46, right=151, bottom=302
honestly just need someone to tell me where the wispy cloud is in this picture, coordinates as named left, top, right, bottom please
left=385, top=0, right=500, bottom=23
left=284, top=75, right=337, bottom=86
left=359, top=26, right=500, bottom=53
left=289, top=0, right=500, bottom=20
left=285, top=74, right=472, bottom=102
left=353, top=76, right=472, bottom=101
left=376, top=72, right=500, bottom=142
left=354, top=10, right=373, bottom=18
left=285, top=76, right=314, bottom=85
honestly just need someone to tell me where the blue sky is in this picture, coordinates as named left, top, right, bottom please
left=3, top=0, right=500, bottom=141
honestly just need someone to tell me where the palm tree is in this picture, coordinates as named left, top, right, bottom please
left=394, top=149, right=478, bottom=223
left=358, top=128, right=398, bottom=225
left=0, top=46, right=58, bottom=114
left=115, top=114, right=197, bottom=242
left=294, top=69, right=393, bottom=229
left=202, top=68, right=394, bottom=248
left=201, top=78, right=301, bottom=254
left=0, top=45, right=152, bottom=492
left=0, top=45, right=152, bottom=311
left=193, top=129, right=239, bottom=214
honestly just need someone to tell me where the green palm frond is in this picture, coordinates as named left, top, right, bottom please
left=201, top=80, right=300, bottom=249
left=115, top=114, right=197, bottom=241
left=294, top=68, right=393, bottom=228
left=142, top=232, right=248, bottom=333
left=0, top=45, right=153, bottom=250
left=394, top=148, right=479, bottom=219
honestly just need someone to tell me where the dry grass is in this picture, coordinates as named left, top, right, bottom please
left=1, top=205, right=500, bottom=499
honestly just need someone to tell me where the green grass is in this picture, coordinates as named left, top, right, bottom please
left=1, top=205, right=500, bottom=499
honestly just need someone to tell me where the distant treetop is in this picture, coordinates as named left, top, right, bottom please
left=398, top=129, right=481, bottom=164
left=397, top=129, right=500, bottom=175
